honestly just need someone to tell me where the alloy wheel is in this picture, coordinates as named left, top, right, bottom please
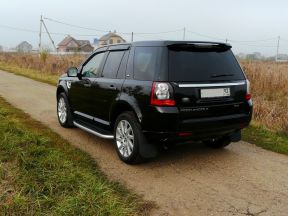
left=58, top=97, right=67, bottom=124
left=116, top=120, right=134, bottom=158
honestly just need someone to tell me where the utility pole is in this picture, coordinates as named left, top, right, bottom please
left=225, top=39, right=228, bottom=43
left=42, top=18, right=57, bottom=52
left=183, top=27, right=186, bottom=40
left=276, top=36, right=280, bottom=62
left=39, top=15, right=43, bottom=53
left=131, top=32, right=134, bottom=42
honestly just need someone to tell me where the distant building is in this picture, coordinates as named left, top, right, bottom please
left=276, top=54, right=288, bottom=62
left=236, top=53, right=246, bottom=60
left=246, top=52, right=262, bottom=60
left=98, top=31, right=126, bottom=46
left=16, top=41, right=32, bottom=53
left=57, top=36, right=94, bottom=52
left=93, top=38, right=99, bottom=46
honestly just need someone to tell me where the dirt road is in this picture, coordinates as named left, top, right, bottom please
left=0, top=70, right=287, bottom=216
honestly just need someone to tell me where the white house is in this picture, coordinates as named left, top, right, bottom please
left=16, top=41, right=32, bottom=53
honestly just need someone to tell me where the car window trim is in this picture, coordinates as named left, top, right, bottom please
left=101, top=50, right=126, bottom=79
left=80, top=51, right=108, bottom=78
left=116, top=50, right=129, bottom=79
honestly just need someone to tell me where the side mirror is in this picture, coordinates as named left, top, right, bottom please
left=67, top=67, right=78, bottom=77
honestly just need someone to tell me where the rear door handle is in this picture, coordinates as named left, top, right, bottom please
left=109, top=85, right=117, bottom=90
left=82, top=79, right=92, bottom=87
left=84, top=83, right=92, bottom=87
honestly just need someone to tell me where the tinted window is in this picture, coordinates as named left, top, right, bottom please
left=82, top=52, right=106, bottom=78
left=134, top=47, right=160, bottom=81
left=102, top=51, right=125, bottom=78
left=117, top=50, right=129, bottom=79
left=169, top=48, right=245, bottom=82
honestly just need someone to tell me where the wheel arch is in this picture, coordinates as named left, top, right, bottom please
left=56, top=82, right=68, bottom=99
left=110, top=101, right=142, bottom=129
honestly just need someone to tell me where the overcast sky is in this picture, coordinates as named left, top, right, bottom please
left=1, top=0, right=288, bottom=55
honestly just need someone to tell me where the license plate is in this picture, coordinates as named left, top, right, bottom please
left=201, top=88, right=230, bottom=98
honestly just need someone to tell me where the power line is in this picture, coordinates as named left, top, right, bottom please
left=132, top=29, right=183, bottom=35
left=44, top=16, right=183, bottom=35
left=44, top=17, right=110, bottom=33
left=0, top=24, right=38, bottom=33
left=186, top=30, right=280, bottom=44
left=133, top=33, right=164, bottom=41
left=229, top=37, right=278, bottom=43
left=279, top=37, right=288, bottom=42
left=276, top=36, right=280, bottom=61
left=0, top=22, right=286, bottom=50
left=0, top=24, right=102, bottom=37
left=231, top=42, right=277, bottom=48
left=183, top=27, right=186, bottom=40
left=186, top=30, right=225, bottom=41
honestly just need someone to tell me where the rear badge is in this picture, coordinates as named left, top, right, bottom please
left=181, top=107, right=208, bottom=112
left=181, top=97, right=190, bottom=103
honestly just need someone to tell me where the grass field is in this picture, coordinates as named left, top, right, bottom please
left=241, top=60, right=288, bottom=133
left=0, top=97, right=154, bottom=215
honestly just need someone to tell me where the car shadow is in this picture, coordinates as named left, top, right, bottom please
left=142, top=141, right=238, bottom=167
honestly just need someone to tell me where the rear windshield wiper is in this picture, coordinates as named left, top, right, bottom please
left=211, top=73, right=234, bottom=78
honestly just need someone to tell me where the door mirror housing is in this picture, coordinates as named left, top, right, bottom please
left=67, top=67, right=78, bottom=77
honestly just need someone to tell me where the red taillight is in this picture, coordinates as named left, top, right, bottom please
left=246, top=80, right=252, bottom=101
left=150, top=82, right=175, bottom=106
left=245, top=94, right=251, bottom=100
left=178, top=132, right=192, bottom=137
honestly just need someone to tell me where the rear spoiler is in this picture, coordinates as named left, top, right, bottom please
left=167, top=42, right=232, bottom=51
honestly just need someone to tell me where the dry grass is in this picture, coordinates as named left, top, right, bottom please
left=0, top=52, right=84, bottom=75
left=241, top=60, right=288, bottom=133
left=0, top=53, right=287, bottom=133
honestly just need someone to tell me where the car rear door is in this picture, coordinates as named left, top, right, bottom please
left=90, top=46, right=130, bottom=122
left=168, top=44, right=250, bottom=121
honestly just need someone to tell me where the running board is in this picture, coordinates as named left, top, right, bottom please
left=73, top=121, right=114, bottom=139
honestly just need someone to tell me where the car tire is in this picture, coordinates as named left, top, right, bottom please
left=203, top=136, right=231, bottom=149
left=57, top=92, right=74, bottom=128
left=114, top=112, right=144, bottom=164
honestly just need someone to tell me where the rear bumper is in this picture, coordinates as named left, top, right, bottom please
left=142, top=104, right=252, bottom=142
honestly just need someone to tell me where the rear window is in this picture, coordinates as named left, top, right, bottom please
left=168, top=47, right=245, bottom=82
left=134, top=47, right=161, bottom=81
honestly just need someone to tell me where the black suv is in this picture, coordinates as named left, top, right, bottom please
left=56, top=41, right=252, bottom=164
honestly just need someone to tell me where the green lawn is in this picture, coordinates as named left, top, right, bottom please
left=243, top=124, right=288, bottom=155
left=0, top=97, right=154, bottom=215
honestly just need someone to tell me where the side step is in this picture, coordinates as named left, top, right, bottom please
left=73, top=121, right=114, bottom=139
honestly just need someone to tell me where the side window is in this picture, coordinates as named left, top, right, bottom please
left=102, top=51, right=125, bottom=78
left=117, top=50, right=129, bottom=79
left=82, top=52, right=106, bottom=78
left=134, top=47, right=160, bottom=80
